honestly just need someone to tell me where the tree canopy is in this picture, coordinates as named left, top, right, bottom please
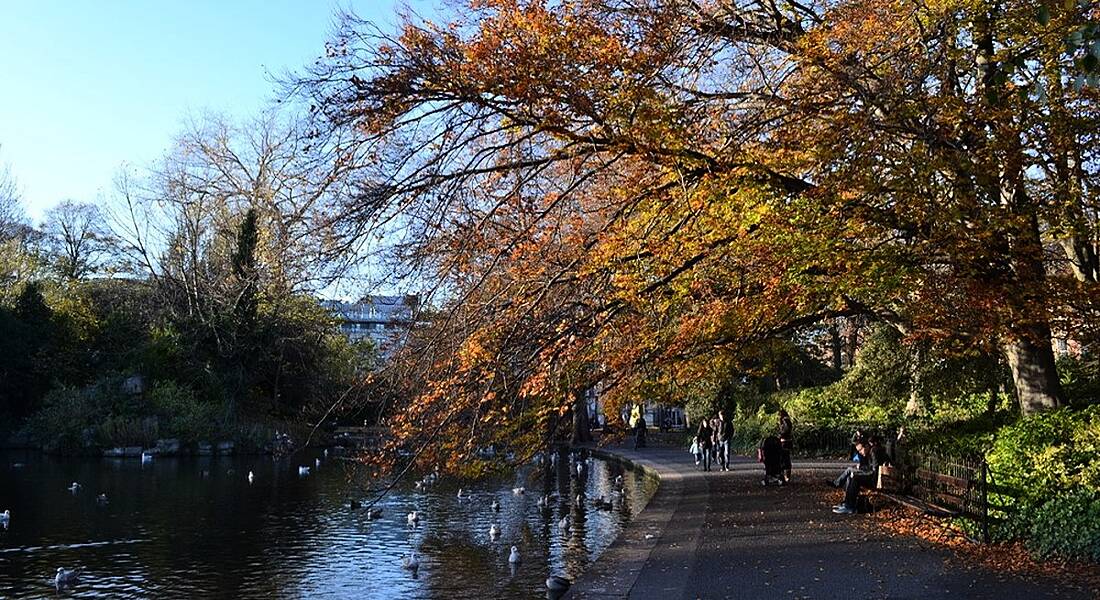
left=294, top=0, right=1100, bottom=471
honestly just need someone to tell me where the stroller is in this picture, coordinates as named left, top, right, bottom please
left=758, top=435, right=785, bottom=486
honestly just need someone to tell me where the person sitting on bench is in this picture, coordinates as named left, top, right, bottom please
left=831, top=438, right=869, bottom=489
left=832, top=435, right=890, bottom=515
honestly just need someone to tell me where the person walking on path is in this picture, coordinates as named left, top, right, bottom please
left=634, top=414, right=647, bottom=449
left=716, top=411, right=734, bottom=471
left=695, top=420, right=714, bottom=471
left=777, top=410, right=794, bottom=483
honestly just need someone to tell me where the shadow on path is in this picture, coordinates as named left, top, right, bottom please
left=566, top=445, right=1089, bottom=600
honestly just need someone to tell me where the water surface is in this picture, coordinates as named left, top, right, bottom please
left=0, top=449, right=655, bottom=598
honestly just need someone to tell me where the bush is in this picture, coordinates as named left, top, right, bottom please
left=148, top=381, right=227, bottom=443
left=982, top=406, right=1100, bottom=562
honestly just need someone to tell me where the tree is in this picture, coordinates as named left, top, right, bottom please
left=107, top=111, right=368, bottom=416
left=40, top=200, right=118, bottom=280
left=293, top=0, right=1100, bottom=472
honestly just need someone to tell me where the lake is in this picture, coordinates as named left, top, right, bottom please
left=0, top=448, right=656, bottom=598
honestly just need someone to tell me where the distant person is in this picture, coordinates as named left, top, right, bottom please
left=634, top=415, right=647, bottom=449
left=695, top=420, right=714, bottom=471
left=759, top=435, right=785, bottom=485
left=833, top=435, right=891, bottom=514
left=716, top=411, right=734, bottom=471
left=777, top=410, right=794, bottom=483
left=831, top=439, right=869, bottom=489
left=709, top=415, right=721, bottom=466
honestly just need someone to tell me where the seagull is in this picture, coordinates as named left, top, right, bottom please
left=0, top=509, right=9, bottom=528
left=456, top=488, right=465, bottom=500
left=536, top=495, right=547, bottom=509
left=559, top=517, right=570, bottom=532
left=247, top=471, right=254, bottom=484
left=323, top=449, right=329, bottom=458
left=546, top=575, right=571, bottom=593
left=298, top=466, right=311, bottom=476
left=407, top=511, right=420, bottom=525
left=67, top=482, right=81, bottom=494
left=401, top=553, right=420, bottom=573
left=54, top=567, right=82, bottom=592
left=576, top=463, right=584, bottom=477
left=614, top=475, right=624, bottom=485
left=489, top=524, right=501, bottom=538
left=367, top=508, right=383, bottom=519
left=511, top=487, right=525, bottom=495
left=141, top=452, right=153, bottom=462
left=508, top=545, right=521, bottom=563
left=490, top=499, right=500, bottom=511
left=315, top=458, right=321, bottom=468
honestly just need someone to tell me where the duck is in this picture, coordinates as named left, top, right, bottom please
left=298, top=466, right=311, bottom=476
left=247, top=471, right=254, bottom=484
left=490, top=499, right=501, bottom=512
left=489, top=523, right=501, bottom=538
left=367, top=508, right=383, bottom=520
left=67, top=482, right=81, bottom=494
left=508, top=545, right=521, bottom=563
left=407, top=511, right=420, bottom=525
left=546, top=574, right=571, bottom=593
left=511, top=487, right=525, bottom=495
left=96, top=494, right=109, bottom=505
left=593, top=497, right=613, bottom=511
left=350, top=499, right=362, bottom=509
left=54, top=567, right=82, bottom=591
left=401, top=553, right=420, bottom=573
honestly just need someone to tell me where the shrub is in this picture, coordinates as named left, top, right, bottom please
left=148, top=381, right=226, bottom=443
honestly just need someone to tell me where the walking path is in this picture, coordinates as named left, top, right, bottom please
left=566, top=445, right=1090, bottom=600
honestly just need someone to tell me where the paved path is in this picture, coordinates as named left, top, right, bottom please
left=566, top=445, right=1091, bottom=600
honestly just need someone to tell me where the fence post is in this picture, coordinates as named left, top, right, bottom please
left=980, top=458, right=990, bottom=544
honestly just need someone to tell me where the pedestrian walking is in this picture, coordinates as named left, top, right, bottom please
left=777, top=409, right=794, bottom=483
left=716, top=411, right=734, bottom=471
left=696, top=420, right=714, bottom=471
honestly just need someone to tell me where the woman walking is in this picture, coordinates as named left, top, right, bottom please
left=696, top=420, right=714, bottom=472
left=777, top=409, right=794, bottom=483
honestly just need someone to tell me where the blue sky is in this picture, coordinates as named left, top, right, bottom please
left=0, top=1, right=414, bottom=222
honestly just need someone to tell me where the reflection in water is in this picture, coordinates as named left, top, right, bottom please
left=0, top=448, right=655, bottom=598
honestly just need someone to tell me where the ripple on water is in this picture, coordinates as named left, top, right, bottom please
left=0, top=450, right=656, bottom=598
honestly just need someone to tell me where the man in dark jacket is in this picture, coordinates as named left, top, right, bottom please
left=833, top=436, right=890, bottom=514
left=716, top=411, right=734, bottom=471
left=634, top=415, right=647, bottom=449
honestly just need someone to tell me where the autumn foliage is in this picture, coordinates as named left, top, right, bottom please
left=295, top=0, right=1100, bottom=474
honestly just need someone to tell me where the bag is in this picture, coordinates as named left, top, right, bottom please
left=689, top=441, right=699, bottom=455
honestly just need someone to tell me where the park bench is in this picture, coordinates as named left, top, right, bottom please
left=872, top=465, right=962, bottom=518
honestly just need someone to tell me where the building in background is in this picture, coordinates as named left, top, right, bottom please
left=321, top=295, right=419, bottom=357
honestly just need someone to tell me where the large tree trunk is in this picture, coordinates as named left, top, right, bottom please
left=1003, top=325, right=1062, bottom=415
left=828, top=320, right=843, bottom=375
left=570, top=387, right=592, bottom=444
left=905, top=344, right=924, bottom=416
